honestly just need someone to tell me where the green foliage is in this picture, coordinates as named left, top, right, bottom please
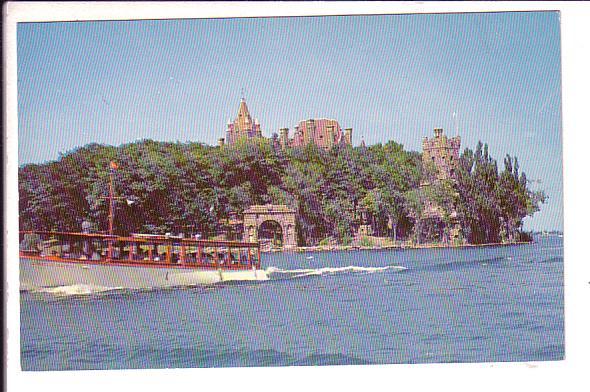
left=318, top=237, right=332, bottom=246
left=341, top=235, right=353, bottom=246
left=18, top=137, right=545, bottom=246
left=358, top=236, right=374, bottom=247
left=453, top=146, right=545, bottom=244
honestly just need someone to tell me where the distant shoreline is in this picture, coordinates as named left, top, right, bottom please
left=263, top=240, right=538, bottom=254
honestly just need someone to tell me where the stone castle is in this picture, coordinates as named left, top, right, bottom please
left=217, top=98, right=465, bottom=247
left=279, top=119, right=352, bottom=150
left=422, top=128, right=461, bottom=181
left=219, top=97, right=352, bottom=150
left=420, top=128, right=463, bottom=244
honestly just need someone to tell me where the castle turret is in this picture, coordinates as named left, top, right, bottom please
left=224, top=97, right=262, bottom=145
left=254, top=118, right=262, bottom=137
left=344, top=128, right=353, bottom=145
left=225, top=118, right=234, bottom=145
left=326, top=125, right=335, bottom=149
left=422, top=128, right=460, bottom=181
left=280, top=128, right=289, bottom=150
left=421, top=128, right=464, bottom=244
left=304, top=119, right=315, bottom=145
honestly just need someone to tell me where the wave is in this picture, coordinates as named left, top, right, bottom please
left=35, top=284, right=123, bottom=296
left=426, top=256, right=507, bottom=272
left=266, top=264, right=406, bottom=278
left=539, top=256, right=563, bottom=264
left=292, top=353, right=372, bottom=366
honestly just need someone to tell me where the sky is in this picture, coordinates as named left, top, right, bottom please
left=16, top=11, right=563, bottom=231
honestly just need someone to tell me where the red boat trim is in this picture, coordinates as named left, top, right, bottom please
left=20, top=253, right=258, bottom=271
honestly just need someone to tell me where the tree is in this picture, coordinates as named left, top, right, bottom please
left=18, top=136, right=545, bottom=246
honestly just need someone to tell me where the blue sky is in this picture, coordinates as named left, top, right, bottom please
left=17, top=12, right=562, bottom=230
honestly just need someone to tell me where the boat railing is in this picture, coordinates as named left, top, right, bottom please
left=19, top=231, right=262, bottom=269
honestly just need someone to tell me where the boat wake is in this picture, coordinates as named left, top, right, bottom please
left=266, top=264, right=406, bottom=279
left=34, top=284, right=124, bottom=296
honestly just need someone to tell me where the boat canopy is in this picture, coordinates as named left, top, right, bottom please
left=19, top=230, right=261, bottom=270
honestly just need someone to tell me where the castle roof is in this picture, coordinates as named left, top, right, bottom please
left=296, top=118, right=340, bottom=125
left=235, top=98, right=253, bottom=132
left=243, top=204, right=296, bottom=214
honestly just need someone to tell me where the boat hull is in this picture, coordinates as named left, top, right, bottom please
left=20, top=257, right=269, bottom=290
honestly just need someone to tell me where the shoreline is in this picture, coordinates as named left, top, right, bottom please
left=262, top=240, right=536, bottom=254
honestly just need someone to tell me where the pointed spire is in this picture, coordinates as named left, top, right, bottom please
left=237, top=99, right=251, bottom=119
left=235, top=97, right=253, bottom=133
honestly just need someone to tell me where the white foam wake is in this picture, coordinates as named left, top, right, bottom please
left=37, top=284, right=122, bottom=296
left=266, top=264, right=406, bottom=278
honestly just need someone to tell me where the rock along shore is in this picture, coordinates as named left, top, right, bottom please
left=262, top=240, right=534, bottom=253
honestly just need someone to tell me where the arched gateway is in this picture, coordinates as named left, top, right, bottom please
left=243, top=205, right=296, bottom=250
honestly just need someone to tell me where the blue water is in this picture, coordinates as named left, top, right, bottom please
left=20, top=236, right=564, bottom=370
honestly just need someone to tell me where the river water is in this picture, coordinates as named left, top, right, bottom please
left=20, top=236, right=564, bottom=370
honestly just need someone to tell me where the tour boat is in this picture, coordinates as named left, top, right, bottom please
left=19, top=161, right=268, bottom=290
left=19, top=231, right=268, bottom=290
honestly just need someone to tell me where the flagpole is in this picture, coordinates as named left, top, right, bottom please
left=107, top=161, right=116, bottom=260
left=109, top=166, right=114, bottom=237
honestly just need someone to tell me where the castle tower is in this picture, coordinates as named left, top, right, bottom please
left=326, top=125, right=335, bottom=149
left=420, top=128, right=464, bottom=244
left=422, top=128, right=461, bottom=181
left=235, top=98, right=252, bottom=133
left=279, top=128, right=289, bottom=150
left=304, top=119, right=316, bottom=145
left=225, top=97, right=262, bottom=145
left=253, top=118, right=262, bottom=138
left=344, top=128, right=353, bottom=145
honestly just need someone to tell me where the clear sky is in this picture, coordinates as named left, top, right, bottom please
left=17, top=11, right=562, bottom=231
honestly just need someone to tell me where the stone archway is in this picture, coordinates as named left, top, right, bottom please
left=258, top=220, right=283, bottom=248
left=243, top=204, right=296, bottom=250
